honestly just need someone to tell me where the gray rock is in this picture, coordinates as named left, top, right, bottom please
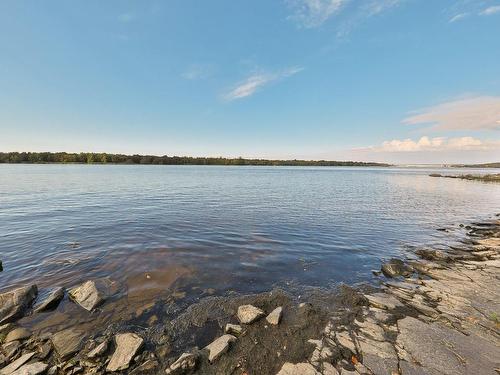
left=69, top=280, right=107, bottom=311
left=10, top=362, right=48, bottom=375
left=34, top=287, right=64, bottom=312
left=266, top=306, right=282, bottom=325
left=51, top=328, right=85, bottom=360
left=87, top=340, right=109, bottom=359
left=165, top=352, right=198, bottom=374
left=224, top=323, right=243, bottom=335
left=356, top=335, right=399, bottom=375
left=204, top=334, right=236, bottom=363
left=0, top=285, right=38, bottom=324
left=365, top=293, right=404, bottom=310
left=237, top=305, right=265, bottom=324
left=322, top=362, right=339, bottom=375
left=5, top=327, right=31, bottom=343
left=276, top=362, right=320, bottom=375
left=106, top=333, right=144, bottom=372
left=0, top=352, right=35, bottom=375
left=381, top=258, right=413, bottom=278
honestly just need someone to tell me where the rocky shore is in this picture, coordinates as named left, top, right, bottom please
left=429, top=173, right=500, bottom=182
left=1, top=218, right=499, bottom=374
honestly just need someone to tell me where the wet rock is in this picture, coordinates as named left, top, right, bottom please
left=276, top=362, right=320, bottom=375
left=381, top=258, right=413, bottom=278
left=0, top=285, right=38, bottom=324
left=10, top=362, right=48, bottom=375
left=51, top=328, right=85, bottom=360
left=415, top=249, right=449, bottom=262
left=34, top=287, right=64, bottom=313
left=87, top=340, right=109, bottom=359
left=69, top=280, right=107, bottom=311
left=266, top=306, right=282, bottom=325
left=224, top=323, right=243, bottom=335
left=0, top=352, right=35, bottom=375
left=5, top=327, right=31, bottom=343
left=106, top=333, right=144, bottom=372
left=165, top=352, right=198, bottom=374
left=237, top=304, right=265, bottom=324
left=203, top=334, right=236, bottom=363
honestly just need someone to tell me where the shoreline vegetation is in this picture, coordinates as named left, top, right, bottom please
left=429, top=173, right=500, bottom=182
left=0, top=217, right=499, bottom=374
left=0, top=152, right=390, bottom=167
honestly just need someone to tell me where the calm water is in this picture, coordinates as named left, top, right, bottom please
left=1, top=165, right=500, bottom=300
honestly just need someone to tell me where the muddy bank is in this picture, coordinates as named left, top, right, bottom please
left=1, top=217, right=499, bottom=374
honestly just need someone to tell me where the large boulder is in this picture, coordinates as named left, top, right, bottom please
left=106, top=333, right=144, bottom=372
left=0, top=285, right=38, bottom=324
left=69, top=280, right=108, bottom=311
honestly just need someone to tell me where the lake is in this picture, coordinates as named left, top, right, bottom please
left=1, top=165, right=500, bottom=310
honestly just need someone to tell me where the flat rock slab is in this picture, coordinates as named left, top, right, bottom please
left=204, top=334, right=236, bottom=363
left=397, top=316, right=500, bottom=375
left=51, top=328, right=85, bottom=360
left=34, top=287, right=64, bottom=312
left=0, top=352, right=35, bottom=375
left=0, top=285, right=37, bottom=324
left=237, top=304, right=265, bottom=324
left=106, top=333, right=144, bottom=372
left=69, top=280, right=108, bottom=311
left=266, top=306, right=282, bottom=325
left=10, top=362, right=48, bottom=375
left=276, top=362, right=320, bottom=375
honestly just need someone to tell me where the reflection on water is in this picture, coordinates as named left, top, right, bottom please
left=1, top=165, right=500, bottom=331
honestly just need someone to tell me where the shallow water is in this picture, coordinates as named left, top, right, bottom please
left=1, top=165, right=500, bottom=303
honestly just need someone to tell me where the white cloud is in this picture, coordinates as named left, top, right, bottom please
left=449, top=13, right=468, bottom=23
left=364, top=136, right=500, bottom=153
left=403, top=96, right=500, bottom=131
left=480, top=5, right=500, bottom=15
left=182, top=64, right=213, bottom=80
left=286, top=0, right=347, bottom=28
left=363, top=0, right=402, bottom=17
left=118, top=13, right=135, bottom=23
left=223, top=66, right=303, bottom=101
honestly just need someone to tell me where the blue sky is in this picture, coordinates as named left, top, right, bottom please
left=1, top=0, right=499, bottom=163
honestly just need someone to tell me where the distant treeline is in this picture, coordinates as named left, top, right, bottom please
left=0, top=152, right=389, bottom=167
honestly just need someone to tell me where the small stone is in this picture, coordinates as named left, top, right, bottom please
left=5, top=327, right=31, bottom=343
left=106, top=333, right=144, bottom=372
left=225, top=323, right=243, bottom=335
left=34, top=287, right=65, bottom=312
left=87, top=340, right=109, bottom=359
left=0, top=285, right=38, bottom=324
left=266, top=306, right=282, bottom=325
left=204, top=334, right=236, bottom=363
left=0, top=352, right=35, bottom=375
left=165, top=352, right=198, bottom=374
left=69, top=280, right=108, bottom=311
left=237, top=305, right=265, bottom=324
left=276, top=362, right=320, bottom=375
left=51, top=328, right=85, bottom=360
left=10, top=362, right=48, bottom=375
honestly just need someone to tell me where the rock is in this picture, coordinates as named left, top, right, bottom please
left=34, top=287, right=64, bottom=312
left=356, top=335, right=399, bottom=375
left=69, top=280, right=107, bottom=311
left=237, top=304, right=265, bottom=324
left=5, top=327, right=31, bottom=343
left=266, top=306, right=282, bottom=325
left=10, top=362, right=48, bottom=375
left=381, top=259, right=413, bottom=278
left=165, top=352, right=198, bottom=374
left=0, top=323, right=14, bottom=335
left=276, top=362, right=320, bottom=375
left=129, top=360, right=158, bottom=375
left=106, top=333, right=144, bottom=372
left=415, top=249, right=449, bottom=262
left=322, top=362, right=339, bottom=375
left=87, top=340, right=109, bottom=359
left=0, top=285, right=38, bottom=324
left=224, top=323, right=243, bottom=335
left=0, top=352, right=35, bottom=375
left=2, top=341, right=21, bottom=360
left=336, top=331, right=357, bottom=353
left=37, top=342, right=52, bottom=360
left=0, top=260, right=2, bottom=272
left=51, top=328, right=85, bottom=360
left=365, top=293, right=404, bottom=310
left=203, top=334, right=236, bottom=363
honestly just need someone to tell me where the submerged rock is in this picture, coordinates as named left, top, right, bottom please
left=69, top=280, right=107, bottom=311
left=106, top=333, right=144, bottom=372
left=0, top=285, right=38, bottom=324
left=165, top=352, right=198, bottom=374
left=381, top=259, right=413, bottom=278
left=51, top=328, right=85, bottom=360
left=266, top=306, right=283, bottom=325
left=204, top=334, right=236, bottom=363
left=237, top=304, right=265, bottom=324
left=34, top=287, right=64, bottom=313
left=276, top=362, right=320, bottom=375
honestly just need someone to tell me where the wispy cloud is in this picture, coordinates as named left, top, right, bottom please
left=480, top=5, right=500, bottom=15
left=362, top=136, right=500, bottom=152
left=286, top=0, right=347, bottom=28
left=182, top=64, right=213, bottom=80
left=223, top=66, right=303, bottom=101
left=449, top=12, right=468, bottom=23
left=118, top=13, right=135, bottom=23
left=403, top=96, right=500, bottom=131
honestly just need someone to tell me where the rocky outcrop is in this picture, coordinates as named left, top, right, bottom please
left=237, top=304, right=265, bottom=324
left=106, top=333, right=144, bottom=372
left=0, top=285, right=37, bottom=324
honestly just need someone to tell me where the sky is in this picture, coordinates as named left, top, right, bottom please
left=1, top=0, right=500, bottom=164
